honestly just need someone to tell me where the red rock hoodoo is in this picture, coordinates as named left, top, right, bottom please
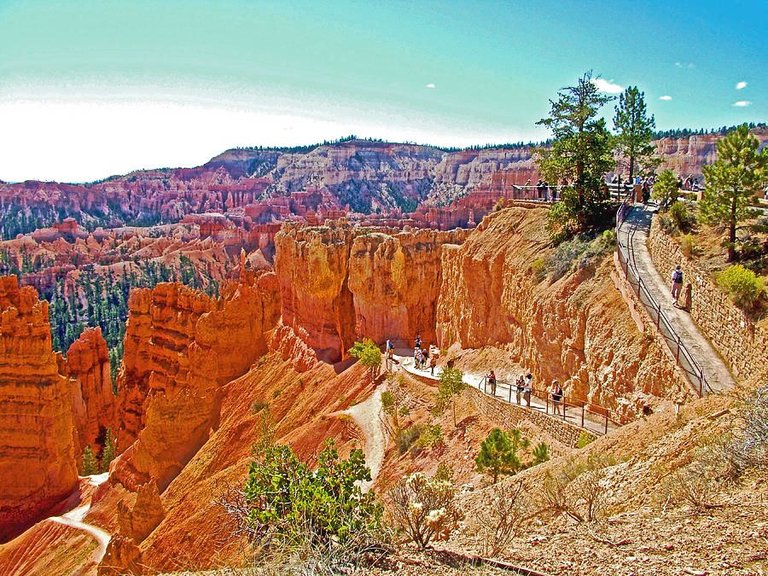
left=0, top=276, right=78, bottom=542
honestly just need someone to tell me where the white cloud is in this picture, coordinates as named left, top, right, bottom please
left=425, top=83, right=436, bottom=89
left=736, top=81, right=748, bottom=90
left=591, top=78, right=623, bottom=94
left=733, top=100, right=752, bottom=107
left=674, top=61, right=696, bottom=69
left=659, top=95, right=673, bottom=101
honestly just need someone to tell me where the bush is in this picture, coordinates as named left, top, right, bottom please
left=396, top=425, right=422, bottom=455
left=576, top=430, right=594, bottom=449
left=389, top=470, right=463, bottom=549
left=536, top=454, right=613, bottom=523
left=477, top=481, right=526, bottom=557
left=717, top=264, right=765, bottom=310
left=669, top=201, right=696, bottom=233
left=546, top=232, right=615, bottom=281
left=349, top=338, right=382, bottom=382
left=82, top=446, right=98, bottom=476
left=531, top=257, right=547, bottom=282
left=724, top=385, right=768, bottom=477
left=434, top=367, right=465, bottom=427
left=680, top=234, right=695, bottom=258
left=240, top=440, right=382, bottom=552
left=652, top=169, right=679, bottom=208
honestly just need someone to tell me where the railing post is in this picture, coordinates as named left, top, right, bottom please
left=604, top=413, right=608, bottom=435
left=508, top=382, right=512, bottom=403
left=581, top=404, right=585, bottom=428
left=545, top=395, right=549, bottom=414
left=675, top=336, right=681, bottom=363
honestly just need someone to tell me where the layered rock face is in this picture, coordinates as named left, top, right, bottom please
left=436, top=207, right=685, bottom=418
left=61, top=327, right=115, bottom=454
left=114, top=270, right=280, bottom=491
left=0, top=276, right=78, bottom=541
left=275, top=223, right=467, bottom=362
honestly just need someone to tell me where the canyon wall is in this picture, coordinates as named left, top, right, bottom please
left=435, top=207, right=686, bottom=419
left=0, top=276, right=78, bottom=541
left=275, top=223, right=467, bottom=362
left=61, top=327, right=116, bottom=455
left=114, top=270, right=280, bottom=491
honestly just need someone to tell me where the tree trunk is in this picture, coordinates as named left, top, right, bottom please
left=728, top=193, right=737, bottom=262
left=628, top=156, right=635, bottom=186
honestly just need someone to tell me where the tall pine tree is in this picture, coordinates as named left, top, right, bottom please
left=700, top=124, right=768, bottom=262
left=613, top=86, right=657, bottom=182
left=536, top=71, right=615, bottom=237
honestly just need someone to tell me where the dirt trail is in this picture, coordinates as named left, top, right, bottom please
left=343, top=385, right=387, bottom=492
left=46, top=473, right=111, bottom=564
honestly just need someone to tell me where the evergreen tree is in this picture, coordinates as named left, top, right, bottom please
left=536, top=71, right=616, bottom=237
left=434, top=367, right=465, bottom=427
left=700, top=124, right=768, bottom=262
left=82, top=446, right=98, bottom=476
left=348, top=339, right=382, bottom=383
left=613, top=86, right=657, bottom=182
left=100, top=429, right=116, bottom=473
left=651, top=169, right=680, bottom=208
left=475, top=428, right=528, bottom=483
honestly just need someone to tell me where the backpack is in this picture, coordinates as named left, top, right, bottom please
left=673, top=269, right=683, bottom=283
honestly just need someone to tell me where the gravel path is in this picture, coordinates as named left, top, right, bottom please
left=343, top=385, right=387, bottom=492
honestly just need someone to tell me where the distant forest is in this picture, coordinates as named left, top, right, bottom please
left=234, top=123, right=766, bottom=156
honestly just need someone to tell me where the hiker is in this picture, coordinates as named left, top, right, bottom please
left=523, top=373, right=533, bottom=407
left=550, top=379, right=563, bottom=415
left=429, top=353, right=437, bottom=376
left=414, top=346, right=424, bottom=369
left=671, top=265, right=683, bottom=306
left=487, top=370, right=497, bottom=396
left=415, top=333, right=422, bottom=349
left=515, top=374, right=525, bottom=405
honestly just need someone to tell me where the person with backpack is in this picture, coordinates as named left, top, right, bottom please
left=515, top=374, right=525, bottom=405
left=671, top=265, right=684, bottom=306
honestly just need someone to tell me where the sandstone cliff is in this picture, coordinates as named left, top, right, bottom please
left=435, top=207, right=686, bottom=418
left=275, top=222, right=467, bottom=362
left=0, top=276, right=78, bottom=542
left=61, top=327, right=116, bottom=456
left=114, top=270, right=280, bottom=491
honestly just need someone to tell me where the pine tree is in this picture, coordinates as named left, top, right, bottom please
left=82, top=446, right=98, bottom=476
left=435, top=367, right=465, bottom=427
left=613, top=86, right=657, bottom=182
left=475, top=428, right=528, bottom=483
left=100, top=429, right=116, bottom=473
left=348, top=339, right=382, bottom=383
left=700, top=124, right=768, bottom=262
left=536, top=71, right=616, bottom=237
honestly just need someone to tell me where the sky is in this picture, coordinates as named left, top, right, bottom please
left=0, top=0, right=765, bottom=183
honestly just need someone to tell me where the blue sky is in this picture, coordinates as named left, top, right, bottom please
left=0, top=0, right=765, bottom=182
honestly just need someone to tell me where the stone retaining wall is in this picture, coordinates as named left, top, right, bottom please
left=647, top=217, right=768, bottom=380
left=466, top=387, right=592, bottom=447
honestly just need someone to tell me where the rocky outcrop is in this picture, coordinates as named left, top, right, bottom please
left=275, top=222, right=467, bottom=362
left=62, top=327, right=115, bottom=455
left=117, top=480, right=165, bottom=543
left=435, top=207, right=685, bottom=419
left=114, top=270, right=280, bottom=491
left=0, top=276, right=78, bottom=541
left=98, top=535, right=143, bottom=576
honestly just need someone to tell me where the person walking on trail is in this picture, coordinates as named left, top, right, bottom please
left=671, top=265, right=684, bottom=306
left=523, top=373, right=533, bottom=407
left=429, top=353, right=437, bottom=376
left=487, top=370, right=497, bottom=396
left=550, top=379, right=563, bottom=416
left=515, top=374, right=525, bottom=405
left=415, top=334, right=422, bottom=349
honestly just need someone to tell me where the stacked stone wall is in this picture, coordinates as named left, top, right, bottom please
left=465, top=387, right=592, bottom=447
left=647, top=217, right=768, bottom=381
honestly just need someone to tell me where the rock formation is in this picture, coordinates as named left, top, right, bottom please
left=0, top=276, right=78, bottom=541
left=61, top=327, right=116, bottom=455
left=114, top=270, right=280, bottom=491
left=435, top=206, right=686, bottom=418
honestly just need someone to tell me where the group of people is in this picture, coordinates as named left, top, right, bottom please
left=486, top=371, right=565, bottom=415
left=385, top=334, right=440, bottom=375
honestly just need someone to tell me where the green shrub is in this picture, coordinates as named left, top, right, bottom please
left=82, top=446, right=98, bottom=476
left=531, top=257, right=547, bottom=281
left=669, top=201, right=696, bottom=233
left=251, top=401, right=269, bottom=414
left=100, top=429, right=116, bottom=473
left=652, top=169, right=679, bottom=208
left=242, top=440, right=382, bottom=548
left=576, top=430, right=594, bottom=448
left=414, top=424, right=444, bottom=453
left=680, top=234, right=694, bottom=258
left=396, top=425, right=422, bottom=454
left=349, top=338, right=382, bottom=382
left=717, top=264, right=765, bottom=310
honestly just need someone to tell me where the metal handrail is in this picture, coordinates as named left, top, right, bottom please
left=478, top=376, right=614, bottom=436
left=615, top=202, right=713, bottom=396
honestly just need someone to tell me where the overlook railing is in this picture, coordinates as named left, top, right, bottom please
left=614, top=199, right=713, bottom=396
left=478, top=376, right=616, bottom=436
